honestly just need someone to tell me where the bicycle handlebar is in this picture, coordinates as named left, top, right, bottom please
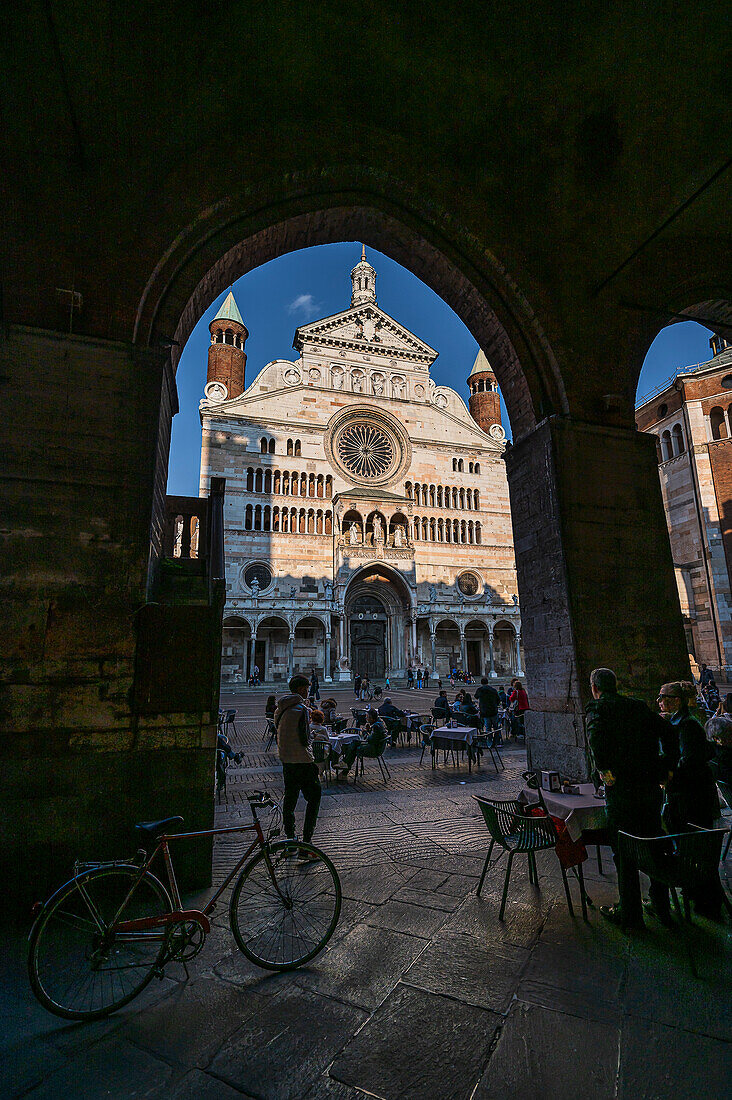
left=247, top=790, right=274, bottom=808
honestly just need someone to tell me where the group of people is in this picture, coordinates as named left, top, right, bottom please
left=432, top=677, right=529, bottom=741
left=587, top=668, right=727, bottom=930
left=406, top=668, right=431, bottom=689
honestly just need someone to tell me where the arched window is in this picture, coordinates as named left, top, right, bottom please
left=475, top=522, right=482, bottom=544
left=474, top=462, right=480, bottom=474
left=474, top=489, right=480, bottom=509
left=325, top=476, right=333, bottom=499
left=466, top=489, right=472, bottom=510
left=458, top=459, right=464, bottom=472
left=422, top=518, right=428, bottom=540
left=437, top=518, right=443, bottom=541
left=268, top=438, right=275, bottom=454
left=445, top=519, right=451, bottom=543
left=316, top=510, right=323, bottom=535
left=260, top=437, right=268, bottom=453
left=274, top=470, right=281, bottom=494
left=308, top=473, right=315, bottom=497
left=307, top=510, right=314, bottom=534
left=468, top=462, right=474, bottom=473
left=422, top=485, right=428, bottom=506
left=294, top=440, right=302, bottom=457
left=452, top=459, right=457, bottom=472
left=263, top=506, right=271, bottom=532
left=225, top=329, right=234, bottom=345
left=436, top=486, right=443, bottom=507
left=430, top=518, right=436, bottom=541
left=273, top=506, right=280, bottom=532
left=317, top=475, right=324, bottom=498
left=255, top=469, right=263, bottom=493
left=299, top=509, right=306, bottom=534
left=246, top=468, right=254, bottom=492
left=287, top=439, right=293, bottom=456
left=661, top=430, right=673, bottom=460
left=467, top=521, right=474, bottom=544
left=710, top=407, right=726, bottom=441
left=459, top=488, right=465, bottom=509
left=460, top=520, right=466, bottom=543
left=413, top=517, right=420, bottom=541
left=264, top=469, right=272, bottom=494
left=254, top=504, right=262, bottom=531
left=672, top=423, right=685, bottom=455
left=300, top=473, right=307, bottom=496
left=406, top=482, right=413, bottom=500
left=325, top=511, right=332, bottom=535
left=245, top=504, right=253, bottom=530
left=452, top=487, right=458, bottom=508
left=429, top=485, right=436, bottom=507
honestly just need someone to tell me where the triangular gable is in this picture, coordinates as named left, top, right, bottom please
left=293, top=304, right=437, bottom=362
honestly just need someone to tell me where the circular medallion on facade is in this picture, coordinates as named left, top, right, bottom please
left=415, top=384, right=425, bottom=397
left=325, top=405, right=412, bottom=486
left=308, top=367, right=321, bottom=382
left=204, top=380, right=228, bottom=402
left=284, top=368, right=301, bottom=386
left=434, top=392, right=448, bottom=408
left=489, top=423, right=506, bottom=441
left=243, top=563, right=273, bottom=592
left=457, top=571, right=481, bottom=597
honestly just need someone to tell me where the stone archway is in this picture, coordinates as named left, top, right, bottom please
left=222, top=615, right=253, bottom=683
left=345, top=564, right=413, bottom=678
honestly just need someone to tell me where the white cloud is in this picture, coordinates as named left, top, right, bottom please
left=287, top=293, right=320, bottom=319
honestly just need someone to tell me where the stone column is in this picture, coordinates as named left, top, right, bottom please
left=488, top=626, right=496, bottom=677
left=411, top=615, right=417, bottom=658
left=324, top=632, right=332, bottom=681
left=288, top=631, right=295, bottom=679
left=515, top=631, right=524, bottom=677
left=430, top=620, right=436, bottom=675
left=504, top=416, right=689, bottom=777
left=459, top=627, right=467, bottom=673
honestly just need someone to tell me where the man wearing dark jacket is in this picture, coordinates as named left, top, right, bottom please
left=587, top=667, right=673, bottom=930
left=475, top=678, right=500, bottom=735
left=274, top=675, right=321, bottom=849
left=433, top=691, right=450, bottom=720
left=378, top=698, right=406, bottom=721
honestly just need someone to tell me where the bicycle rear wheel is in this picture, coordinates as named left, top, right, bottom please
left=28, top=865, right=172, bottom=1020
left=229, top=841, right=341, bottom=970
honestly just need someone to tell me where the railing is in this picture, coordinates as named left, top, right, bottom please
left=635, top=362, right=706, bottom=409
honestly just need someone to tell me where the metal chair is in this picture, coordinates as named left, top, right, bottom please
left=311, top=739, right=332, bottom=786
left=716, top=779, right=732, bottom=861
left=618, top=827, right=731, bottom=976
left=222, top=709, right=237, bottom=737
left=381, top=716, right=402, bottom=746
left=264, top=719, right=277, bottom=751
left=353, top=732, right=391, bottom=785
left=523, top=769, right=607, bottom=875
left=475, top=728, right=505, bottom=773
left=474, top=795, right=578, bottom=921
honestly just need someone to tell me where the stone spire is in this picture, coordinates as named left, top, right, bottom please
left=350, top=245, right=377, bottom=307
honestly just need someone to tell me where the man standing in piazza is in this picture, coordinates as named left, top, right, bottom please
left=199, top=245, right=521, bottom=687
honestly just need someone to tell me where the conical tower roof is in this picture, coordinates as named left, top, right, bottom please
left=468, top=349, right=494, bottom=379
left=213, top=290, right=244, bottom=326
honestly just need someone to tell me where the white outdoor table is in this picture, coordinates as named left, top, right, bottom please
left=430, top=725, right=478, bottom=772
left=520, top=783, right=607, bottom=842
left=328, top=732, right=362, bottom=755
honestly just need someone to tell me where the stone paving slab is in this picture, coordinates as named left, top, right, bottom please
left=329, top=983, right=502, bottom=1100
left=403, top=931, right=530, bottom=1012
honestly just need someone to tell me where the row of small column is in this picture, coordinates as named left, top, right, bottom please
left=411, top=618, right=523, bottom=678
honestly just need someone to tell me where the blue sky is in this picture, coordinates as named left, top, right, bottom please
left=167, top=243, right=714, bottom=495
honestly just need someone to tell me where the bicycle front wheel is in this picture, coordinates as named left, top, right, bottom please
left=28, top=865, right=172, bottom=1020
left=229, top=841, right=341, bottom=970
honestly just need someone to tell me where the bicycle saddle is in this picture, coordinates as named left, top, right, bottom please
left=134, top=816, right=184, bottom=842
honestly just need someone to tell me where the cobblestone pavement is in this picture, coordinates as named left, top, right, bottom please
left=3, top=689, right=730, bottom=1098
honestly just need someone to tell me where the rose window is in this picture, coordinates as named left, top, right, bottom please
left=457, top=572, right=480, bottom=596
left=337, top=422, right=394, bottom=479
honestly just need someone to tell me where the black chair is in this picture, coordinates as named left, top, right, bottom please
left=264, top=719, right=277, bottom=751
left=618, top=828, right=731, bottom=976
left=353, top=732, right=391, bottom=785
left=475, top=728, right=505, bottom=772
left=381, top=716, right=402, bottom=746
left=419, top=723, right=434, bottom=765
left=523, top=769, right=607, bottom=875
left=311, top=739, right=332, bottom=786
left=474, top=795, right=578, bottom=920
left=222, top=709, right=237, bottom=737
left=716, top=779, right=732, bottom=861
left=330, top=715, right=349, bottom=736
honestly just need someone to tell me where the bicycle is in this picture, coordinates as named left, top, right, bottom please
left=28, top=791, right=341, bottom=1021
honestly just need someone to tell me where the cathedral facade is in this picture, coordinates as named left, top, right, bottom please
left=199, top=250, right=522, bottom=684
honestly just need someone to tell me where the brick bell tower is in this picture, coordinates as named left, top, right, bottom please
left=467, top=350, right=501, bottom=431
left=207, top=290, right=248, bottom=400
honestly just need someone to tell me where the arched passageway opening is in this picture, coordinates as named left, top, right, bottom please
left=345, top=565, right=413, bottom=678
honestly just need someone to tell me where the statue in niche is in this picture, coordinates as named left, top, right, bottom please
left=393, top=525, right=403, bottom=547
left=324, top=581, right=333, bottom=601
left=349, top=523, right=360, bottom=545
left=372, top=374, right=384, bottom=396
left=391, top=377, right=404, bottom=398
left=331, top=367, right=344, bottom=389
left=352, top=373, right=363, bottom=393
left=289, top=585, right=297, bottom=598
left=512, top=593, right=519, bottom=605
left=250, top=576, right=260, bottom=597
left=373, top=516, right=383, bottom=543
left=429, top=584, right=437, bottom=603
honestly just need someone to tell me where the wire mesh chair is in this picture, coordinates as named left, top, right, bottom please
left=264, top=719, right=277, bottom=752
left=474, top=727, right=505, bottom=773
left=419, top=723, right=434, bottom=765
left=716, top=779, right=732, bottom=861
left=474, top=795, right=579, bottom=921
left=618, top=827, right=731, bottom=975
left=222, top=709, right=238, bottom=737
left=311, top=739, right=332, bottom=786
left=353, top=731, right=391, bottom=785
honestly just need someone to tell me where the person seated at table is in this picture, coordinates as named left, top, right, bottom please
left=335, top=709, right=388, bottom=775
left=378, top=697, right=406, bottom=721
left=433, top=690, right=450, bottom=720
left=308, top=709, right=331, bottom=775
left=321, top=699, right=339, bottom=726
left=265, top=694, right=277, bottom=720
left=459, top=696, right=482, bottom=729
